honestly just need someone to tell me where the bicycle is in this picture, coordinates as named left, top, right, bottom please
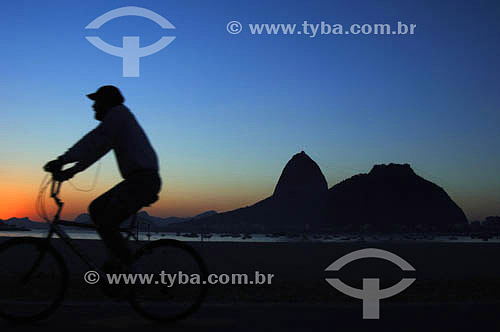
left=0, top=175, right=208, bottom=323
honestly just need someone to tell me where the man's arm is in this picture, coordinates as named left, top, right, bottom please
left=58, top=122, right=112, bottom=162
left=55, top=115, right=117, bottom=177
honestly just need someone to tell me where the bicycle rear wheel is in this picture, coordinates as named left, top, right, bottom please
left=0, top=237, right=68, bottom=323
left=128, top=239, right=208, bottom=322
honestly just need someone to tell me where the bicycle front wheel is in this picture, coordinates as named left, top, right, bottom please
left=0, top=237, right=68, bottom=323
left=129, top=239, right=208, bottom=322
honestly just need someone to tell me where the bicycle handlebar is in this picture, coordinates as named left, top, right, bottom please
left=47, top=174, right=64, bottom=219
left=50, top=178, right=62, bottom=197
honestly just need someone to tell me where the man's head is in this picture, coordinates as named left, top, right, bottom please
left=87, top=85, right=125, bottom=121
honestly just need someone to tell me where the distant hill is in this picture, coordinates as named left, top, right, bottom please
left=71, top=210, right=218, bottom=231
left=165, top=153, right=468, bottom=233
left=0, top=217, right=48, bottom=229
left=1, top=210, right=217, bottom=232
left=327, top=163, right=468, bottom=230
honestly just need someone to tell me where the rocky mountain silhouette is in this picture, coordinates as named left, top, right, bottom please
left=184, top=151, right=329, bottom=231
left=273, top=151, right=328, bottom=199
left=170, top=154, right=468, bottom=232
left=327, top=163, right=468, bottom=230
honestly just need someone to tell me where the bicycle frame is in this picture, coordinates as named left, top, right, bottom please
left=42, top=179, right=138, bottom=275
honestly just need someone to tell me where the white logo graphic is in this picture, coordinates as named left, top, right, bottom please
left=325, top=248, right=415, bottom=319
left=85, top=6, right=176, bottom=77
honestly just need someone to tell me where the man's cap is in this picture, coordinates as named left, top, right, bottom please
left=87, top=85, right=125, bottom=104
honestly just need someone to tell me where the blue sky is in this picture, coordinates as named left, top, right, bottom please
left=1, top=0, right=499, bottom=220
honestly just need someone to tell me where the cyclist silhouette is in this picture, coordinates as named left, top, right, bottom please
left=44, top=85, right=161, bottom=269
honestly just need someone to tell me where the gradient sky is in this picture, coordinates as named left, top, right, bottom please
left=1, top=0, right=499, bottom=222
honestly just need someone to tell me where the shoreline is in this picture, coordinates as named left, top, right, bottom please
left=2, top=230, right=500, bottom=243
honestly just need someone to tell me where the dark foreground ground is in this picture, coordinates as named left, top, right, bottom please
left=2, top=302, right=500, bottom=331
left=1, top=238, right=500, bottom=329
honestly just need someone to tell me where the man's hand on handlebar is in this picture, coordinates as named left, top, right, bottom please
left=52, top=168, right=77, bottom=182
left=44, top=159, right=77, bottom=182
left=43, top=159, right=63, bottom=173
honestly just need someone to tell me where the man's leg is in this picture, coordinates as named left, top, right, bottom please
left=88, top=182, right=141, bottom=265
left=89, top=172, right=161, bottom=265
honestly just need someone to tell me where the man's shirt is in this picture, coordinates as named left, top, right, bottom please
left=59, top=104, right=159, bottom=179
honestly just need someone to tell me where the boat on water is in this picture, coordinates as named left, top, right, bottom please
left=182, top=232, right=199, bottom=238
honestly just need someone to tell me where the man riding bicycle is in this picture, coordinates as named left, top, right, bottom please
left=44, top=85, right=161, bottom=270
